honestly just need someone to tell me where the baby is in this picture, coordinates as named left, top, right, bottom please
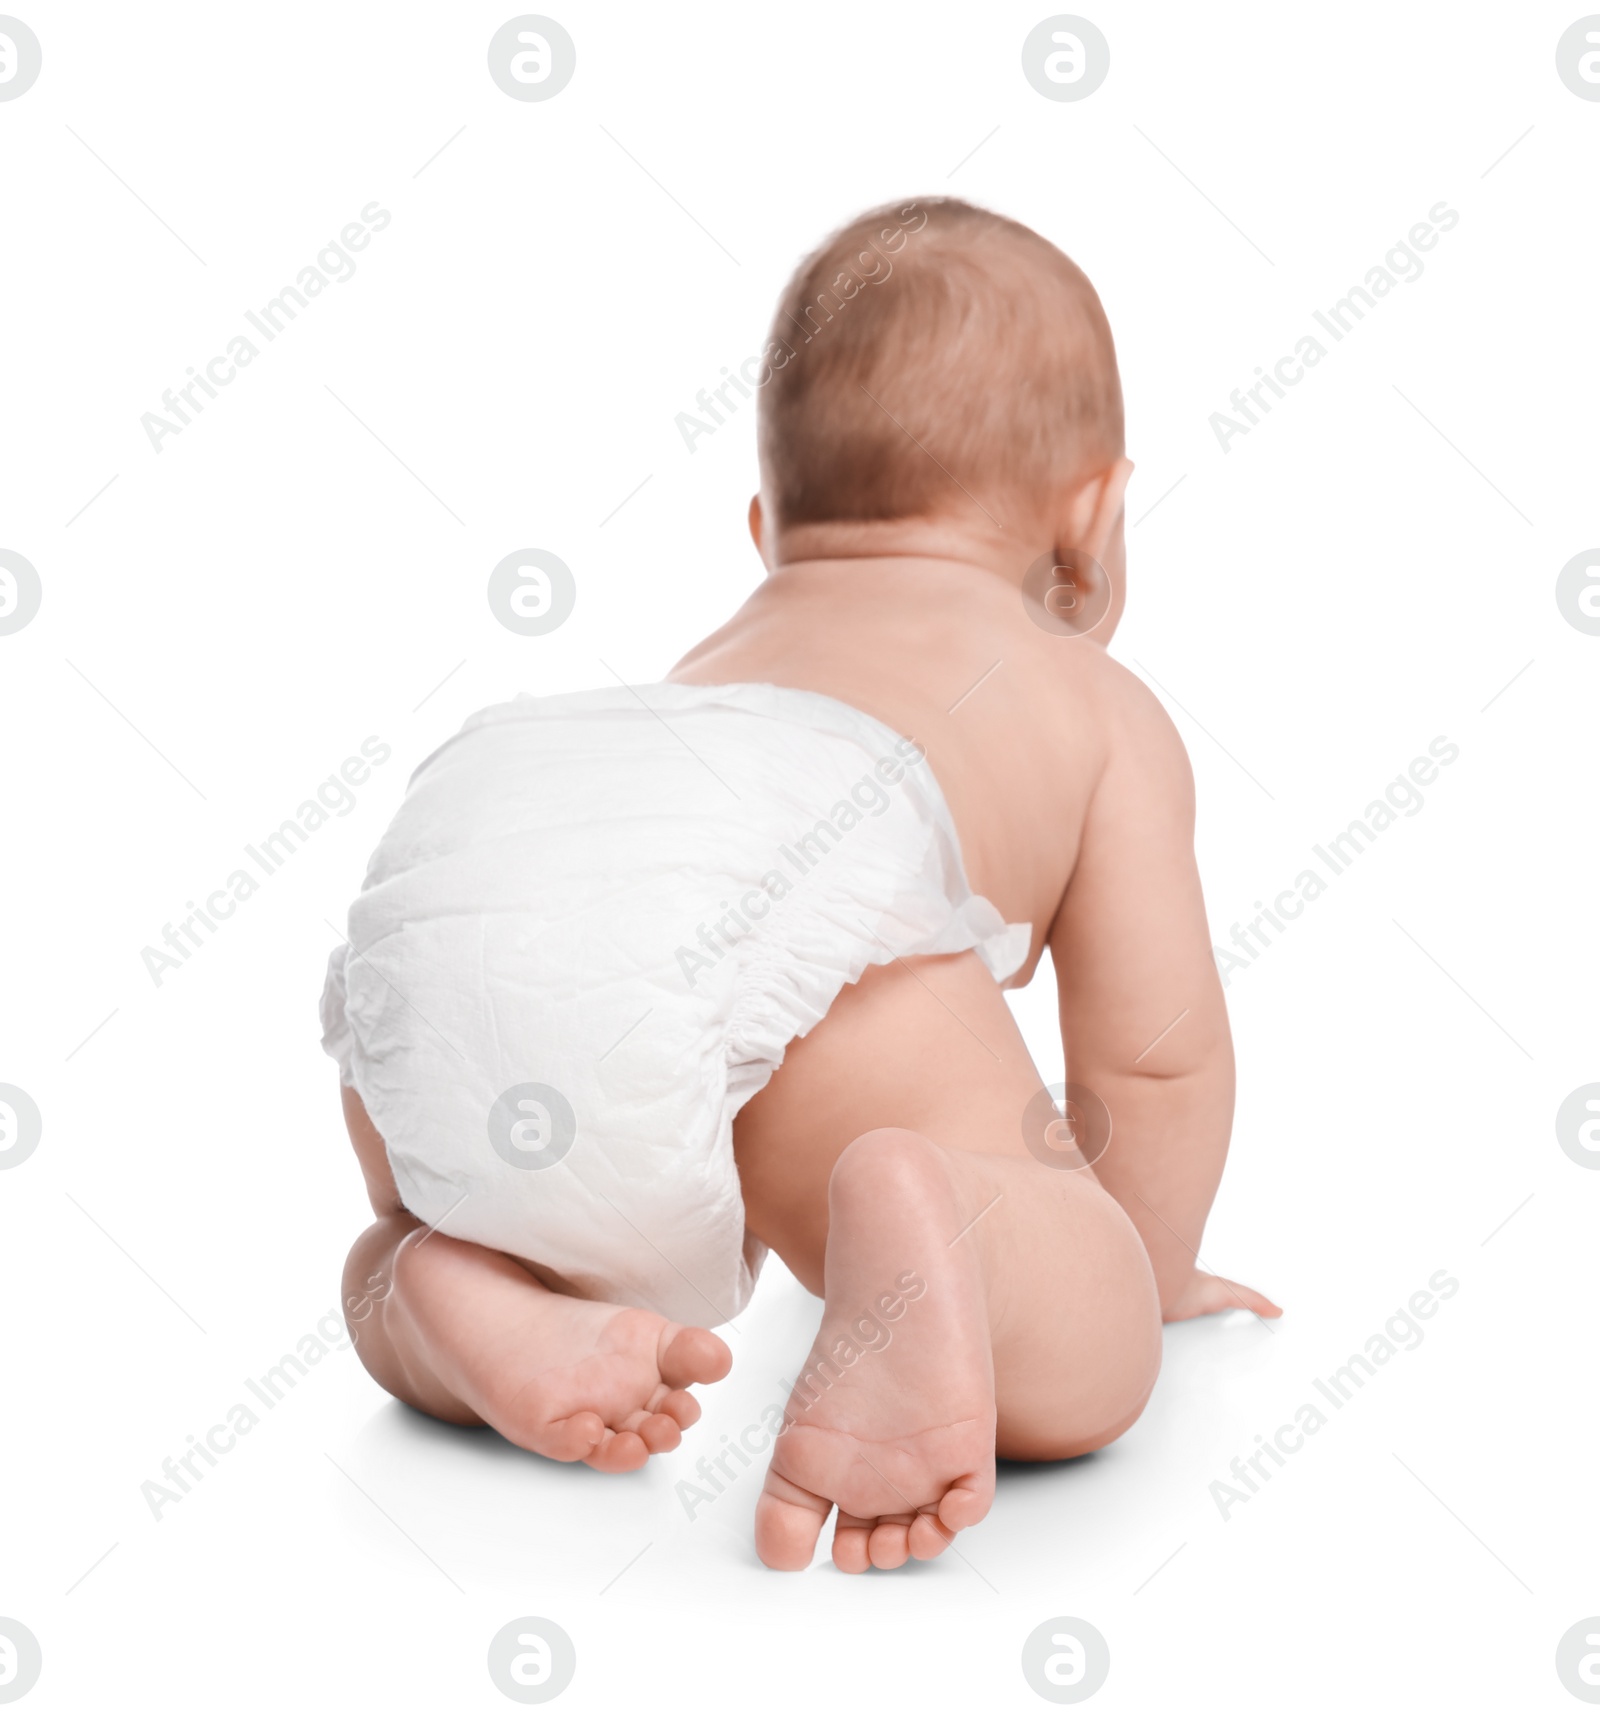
left=323, top=196, right=1280, bottom=1574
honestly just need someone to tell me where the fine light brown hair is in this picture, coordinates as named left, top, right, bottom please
left=756, top=197, right=1124, bottom=529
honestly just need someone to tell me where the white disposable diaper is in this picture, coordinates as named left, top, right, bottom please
left=321, top=681, right=1028, bottom=1326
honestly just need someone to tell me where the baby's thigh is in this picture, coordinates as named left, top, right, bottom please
left=341, top=1082, right=403, bottom=1216
left=733, top=950, right=1045, bottom=1290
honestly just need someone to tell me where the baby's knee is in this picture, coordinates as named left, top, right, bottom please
left=343, top=1215, right=411, bottom=1320
left=1071, top=1289, right=1163, bottom=1457
left=830, top=1126, right=943, bottom=1190
left=997, top=1328, right=1160, bottom=1463
left=1070, top=1347, right=1161, bottom=1455
left=340, top=1216, right=421, bottom=1393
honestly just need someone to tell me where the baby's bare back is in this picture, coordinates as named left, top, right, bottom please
left=673, top=548, right=1243, bottom=1327
left=670, top=556, right=1119, bottom=984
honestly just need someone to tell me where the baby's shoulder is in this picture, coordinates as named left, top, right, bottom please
left=1027, top=637, right=1170, bottom=728
left=1023, top=642, right=1193, bottom=791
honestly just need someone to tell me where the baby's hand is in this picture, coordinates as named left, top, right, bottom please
left=1162, top=1271, right=1281, bottom=1324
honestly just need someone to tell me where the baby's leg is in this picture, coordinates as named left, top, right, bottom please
left=735, top=951, right=1164, bottom=1570
left=339, top=1087, right=731, bottom=1472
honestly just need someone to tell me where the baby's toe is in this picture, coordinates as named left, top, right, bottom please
left=611, top=1403, right=684, bottom=1452
left=659, top=1324, right=732, bottom=1389
left=637, top=1411, right=682, bottom=1454
left=755, top=1472, right=831, bottom=1571
left=532, top=1410, right=605, bottom=1462
left=937, top=1476, right=992, bottom=1532
left=908, top=1511, right=952, bottom=1561
left=655, top=1387, right=702, bottom=1430
left=583, top=1428, right=650, bottom=1473
left=867, top=1518, right=913, bottom=1570
left=831, top=1517, right=872, bottom=1574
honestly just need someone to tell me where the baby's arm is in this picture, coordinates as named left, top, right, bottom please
left=1049, top=662, right=1278, bottom=1321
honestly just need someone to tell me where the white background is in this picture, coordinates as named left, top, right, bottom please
left=3, top=1, right=1597, bottom=1714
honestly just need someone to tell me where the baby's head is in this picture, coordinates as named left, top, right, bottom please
left=753, top=198, right=1130, bottom=617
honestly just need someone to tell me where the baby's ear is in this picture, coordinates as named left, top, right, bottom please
left=1064, top=458, right=1134, bottom=564
left=1105, top=457, right=1134, bottom=530
left=747, top=494, right=773, bottom=568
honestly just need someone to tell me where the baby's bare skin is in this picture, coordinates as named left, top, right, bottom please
left=671, top=481, right=1278, bottom=1567
left=337, top=467, right=1279, bottom=1571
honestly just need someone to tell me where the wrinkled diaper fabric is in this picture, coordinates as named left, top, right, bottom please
left=321, top=681, right=1028, bottom=1326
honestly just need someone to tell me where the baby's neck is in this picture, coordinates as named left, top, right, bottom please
left=770, top=518, right=1041, bottom=590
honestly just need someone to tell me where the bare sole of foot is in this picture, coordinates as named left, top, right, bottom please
left=755, top=1129, right=997, bottom=1571
left=388, top=1230, right=732, bottom=1472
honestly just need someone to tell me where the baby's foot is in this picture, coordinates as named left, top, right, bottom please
left=389, top=1230, right=731, bottom=1471
left=756, top=1129, right=997, bottom=1571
